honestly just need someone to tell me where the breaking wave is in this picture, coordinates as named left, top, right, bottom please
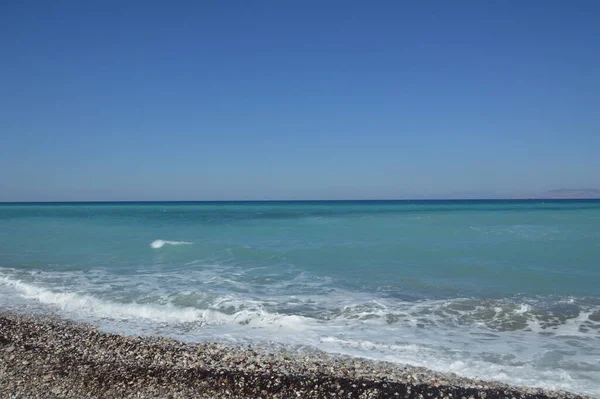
left=0, top=271, right=599, bottom=396
left=150, top=240, right=192, bottom=249
left=0, top=275, right=308, bottom=329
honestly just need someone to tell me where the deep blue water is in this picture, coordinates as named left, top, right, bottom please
left=0, top=200, right=599, bottom=395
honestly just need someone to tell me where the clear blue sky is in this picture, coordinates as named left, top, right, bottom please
left=1, top=1, right=599, bottom=201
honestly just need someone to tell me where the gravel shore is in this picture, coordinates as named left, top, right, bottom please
left=0, top=311, right=593, bottom=399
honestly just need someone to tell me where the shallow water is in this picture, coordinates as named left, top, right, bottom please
left=0, top=200, right=599, bottom=395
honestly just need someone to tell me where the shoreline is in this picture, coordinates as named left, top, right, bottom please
left=0, top=311, right=594, bottom=399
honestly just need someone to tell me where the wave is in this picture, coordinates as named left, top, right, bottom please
left=150, top=240, right=192, bottom=249
left=0, top=275, right=308, bottom=329
left=317, top=336, right=598, bottom=395
left=2, top=268, right=597, bottom=338
left=0, top=273, right=600, bottom=395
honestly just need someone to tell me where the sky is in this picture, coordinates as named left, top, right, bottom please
left=1, top=1, right=599, bottom=201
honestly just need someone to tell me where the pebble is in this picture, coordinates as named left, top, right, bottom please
left=0, top=311, right=595, bottom=399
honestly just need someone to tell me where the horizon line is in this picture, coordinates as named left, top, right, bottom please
left=2, top=198, right=600, bottom=204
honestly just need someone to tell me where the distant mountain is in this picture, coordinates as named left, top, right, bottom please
left=539, top=189, right=600, bottom=199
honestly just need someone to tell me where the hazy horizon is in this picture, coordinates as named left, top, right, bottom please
left=1, top=188, right=600, bottom=203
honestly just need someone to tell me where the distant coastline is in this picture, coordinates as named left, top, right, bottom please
left=511, top=188, right=600, bottom=200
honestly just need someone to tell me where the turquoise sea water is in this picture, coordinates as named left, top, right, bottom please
left=0, top=200, right=599, bottom=395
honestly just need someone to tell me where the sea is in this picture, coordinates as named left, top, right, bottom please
left=0, top=200, right=598, bottom=396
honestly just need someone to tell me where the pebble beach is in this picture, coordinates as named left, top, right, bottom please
left=0, top=312, right=594, bottom=399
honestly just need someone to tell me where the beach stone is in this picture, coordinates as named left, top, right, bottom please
left=0, top=311, right=595, bottom=399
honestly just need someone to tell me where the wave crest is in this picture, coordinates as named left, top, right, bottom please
left=150, top=240, right=192, bottom=249
left=0, top=275, right=307, bottom=328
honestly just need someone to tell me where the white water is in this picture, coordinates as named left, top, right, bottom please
left=150, top=240, right=193, bottom=249
left=0, top=271, right=598, bottom=397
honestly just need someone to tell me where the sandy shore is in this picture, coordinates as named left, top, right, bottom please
left=0, top=311, right=593, bottom=399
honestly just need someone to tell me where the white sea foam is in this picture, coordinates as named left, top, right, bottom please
left=0, top=271, right=599, bottom=396
left=150, top=240, right=192, bottom=249
left=0, top=274, right=310, bottom=330
left=316, top=336, right=597, bottom=395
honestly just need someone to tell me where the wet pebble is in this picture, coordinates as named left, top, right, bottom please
left=0, top=311, right=594, bottom=399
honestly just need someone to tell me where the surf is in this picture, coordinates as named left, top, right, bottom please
left=150, top=240, right=192, bottom=249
